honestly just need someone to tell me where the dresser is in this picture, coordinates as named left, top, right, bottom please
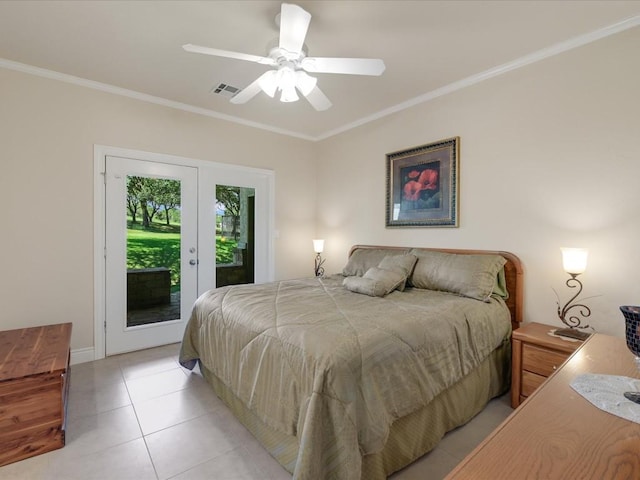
left=511, top=322, right=583, bottom=408
left=446, top=333, right=640, bottom=479
left=0, top=323, right=72, bottom=466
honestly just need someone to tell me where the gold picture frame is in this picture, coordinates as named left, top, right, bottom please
left=386, top=137, right=459, bottom=227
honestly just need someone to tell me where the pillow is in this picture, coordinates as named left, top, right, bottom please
left=492, top=267, right=509, bottom=299
left=409, top=249, right=507, bottom=302
left=342, top=248, right=411, bottom=277
left=343, top=267, right=406, bottom=297
left=377, top=254, right=418, bottom=291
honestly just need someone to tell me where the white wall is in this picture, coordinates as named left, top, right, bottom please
left=1, top=26, right=638, bottom=354
left=315, top=27, right=640, bottom=338
left=0, top=68, right=316, bottom=352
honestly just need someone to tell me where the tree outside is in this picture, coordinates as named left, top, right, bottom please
left=126, top=177, right=240, bottom=292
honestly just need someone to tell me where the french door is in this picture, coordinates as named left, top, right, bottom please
left=105, top=156, right=198, bottom=355
left=97, top=146, right=274, bottom=358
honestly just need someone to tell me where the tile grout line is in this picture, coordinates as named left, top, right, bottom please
left=120, top=358, right=161, bottom=480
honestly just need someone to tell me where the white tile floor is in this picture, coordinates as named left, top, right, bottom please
left=0, top=343, right=513, bottom=480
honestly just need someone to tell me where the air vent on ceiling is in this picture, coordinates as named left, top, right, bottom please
left=211, top=83, right=240, bottom=98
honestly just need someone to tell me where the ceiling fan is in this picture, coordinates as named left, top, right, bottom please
left=183, top=3, right=385, bottom=111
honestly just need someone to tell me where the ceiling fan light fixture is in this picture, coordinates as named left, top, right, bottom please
left=279, top=67, right=296, bottom=89
left=280, top=84, right=299, bottom=102
left=277, top=67, right=299, bottom=102
left=259, top=66, right=309, bottom=103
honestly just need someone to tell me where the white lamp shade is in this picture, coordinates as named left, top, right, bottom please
left=295, top=71, right=317, bottom=96
left=280, top=84, right=299, bottom=102
left=279, top=67, right=296, bottom=90
left=561, top=248, right=588, bottom=274
left=258, top=70, right=278, bottom=98
left=313, top=239, right=324, bottom=253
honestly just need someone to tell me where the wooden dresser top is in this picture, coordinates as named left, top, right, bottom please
left=0, top=323, right=72, bottom=382
left=447, top=333, right=640, bottom=479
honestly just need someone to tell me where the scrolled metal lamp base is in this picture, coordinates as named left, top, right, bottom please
left=314, top=253, right=325, bottom=277
left=555, top=273, right=592, bottom=340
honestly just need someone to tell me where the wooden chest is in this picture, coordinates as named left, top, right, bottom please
left=0, top=323, right=72, bottom=466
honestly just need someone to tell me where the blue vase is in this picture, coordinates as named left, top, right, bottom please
left=620, top=305, right=640, bottom=404
left=621, top=305, right=640, bottom=357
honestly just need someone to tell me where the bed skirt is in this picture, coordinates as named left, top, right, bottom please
left=194, top=335, right=510, bottom=479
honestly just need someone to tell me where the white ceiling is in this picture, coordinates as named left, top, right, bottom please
left=1, top=1, right=638, bottom=141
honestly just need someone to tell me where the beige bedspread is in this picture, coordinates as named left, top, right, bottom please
left=179, top=274, right=511, bottom=479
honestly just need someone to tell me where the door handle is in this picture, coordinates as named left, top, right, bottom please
left=189, top=259, right=198, bottom=266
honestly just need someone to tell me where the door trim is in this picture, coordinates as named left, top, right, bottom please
left=93, top=144, right=275, bottom=360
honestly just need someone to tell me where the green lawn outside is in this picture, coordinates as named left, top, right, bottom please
left=127, top=223, right=181, bottom=291
left=215, top=236, right=238, bottom=264
left=126, top=221, right=238, bottom=291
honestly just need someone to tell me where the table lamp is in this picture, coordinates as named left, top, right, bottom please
left=555, top=247, right=592, bottom=340
left=313, top=239, right=325, bottom=277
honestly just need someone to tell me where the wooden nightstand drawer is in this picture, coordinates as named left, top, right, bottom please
left=511, top=323, right=585, bottom=408
left=522, top=343, right=569, bottom=377
left=522, top=370, right=546, bottom=397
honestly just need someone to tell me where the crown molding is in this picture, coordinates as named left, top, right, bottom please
left=0, top=57, right=315, bottom=141
left=1, top=15, right=638, bottom=142
left=316, top=15, right=640, bottom=141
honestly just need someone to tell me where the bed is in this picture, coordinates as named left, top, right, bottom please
left=179, top=245, right=523, bottom=479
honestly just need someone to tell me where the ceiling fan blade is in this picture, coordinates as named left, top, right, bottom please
left=230, top=71, right=273, bottom=104
left=303, top=85, right=332, bottom=111
left=279, top=3, right=311, bottom=54
left=301, top=57, right=386, bottom=76
left=182, top=44, right=274, bottom=65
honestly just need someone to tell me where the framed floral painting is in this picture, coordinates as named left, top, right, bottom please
left=385, top=137, right=459, bottom=227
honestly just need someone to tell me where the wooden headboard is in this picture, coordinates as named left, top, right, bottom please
left=348, top=245, right=524, bottom=332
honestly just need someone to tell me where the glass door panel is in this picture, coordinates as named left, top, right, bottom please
left=126, top=176, right=181, bottom=327
left=215, top=185, right=255, bottom=287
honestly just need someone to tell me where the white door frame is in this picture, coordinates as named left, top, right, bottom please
left=94, top=145, right=275, bottom=360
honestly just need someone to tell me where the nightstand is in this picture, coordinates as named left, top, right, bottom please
left=511, top=322, right=585, bottom=408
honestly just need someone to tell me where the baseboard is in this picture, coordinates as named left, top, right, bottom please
left=71, top=347, right=95, bottom=365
